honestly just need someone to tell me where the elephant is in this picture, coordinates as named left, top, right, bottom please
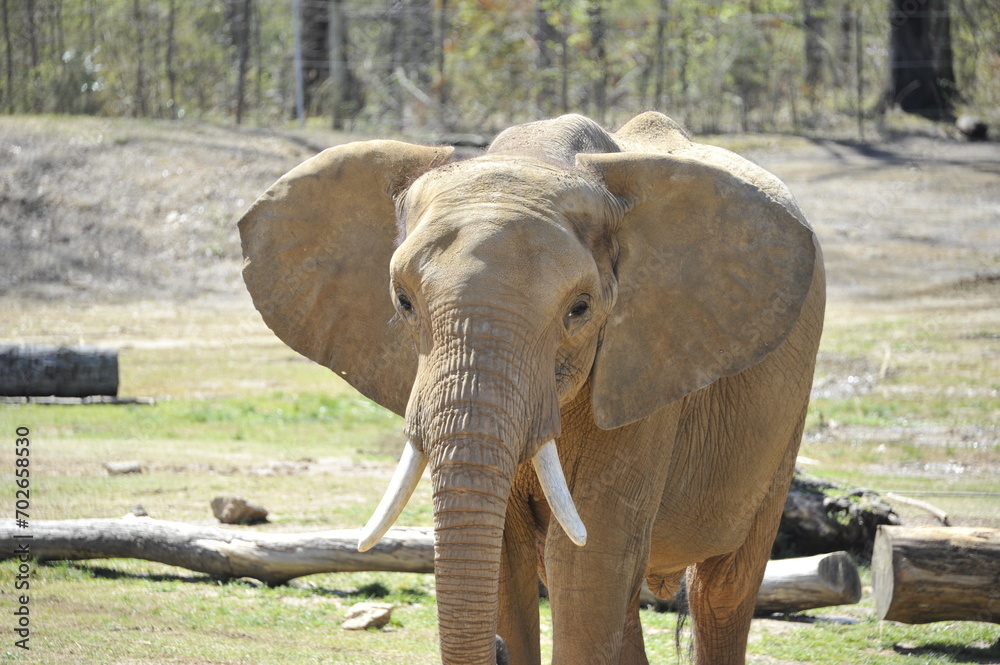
left=238, top=111, right=825, bottom=665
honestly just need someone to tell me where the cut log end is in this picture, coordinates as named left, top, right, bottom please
left=641, top=551, right=862, bottom=615
left=756, top=551, right=862, bottom=614
left=873, top=526, right=1000, bottom=624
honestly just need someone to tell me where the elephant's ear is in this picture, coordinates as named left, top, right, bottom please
left=578, top=150, right=817, bottom=430
left=238, top=140, right=454, bottom=416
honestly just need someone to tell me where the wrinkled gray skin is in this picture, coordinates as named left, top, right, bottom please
left=239, top=112, right=826, bottom=665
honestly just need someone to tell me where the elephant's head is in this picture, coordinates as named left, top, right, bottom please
left=238, top=113, right=816, bottom=665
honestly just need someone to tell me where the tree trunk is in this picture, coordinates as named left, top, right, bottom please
left=2, top=0, right=12, bottom=112
left=25, top=0, right=37, bottom=69
left=534, top=0, right=558, bottom=117
left=231, top=0, right=251, bottom=125
left=403, top=0, right=433, bottom=128
left=0, top=519, right=434, bottom=585
left=0, top=345, right=118, bottom=398
left=802, top=0, right=826, bottom=107
left=291, top=0, right=304, bottom=123
left=886, top=0, right=956, bottom=120
left=652, top=0, right=669, bottom=110
left=165, top=0, right=177, bottom=117
left=327, top=0, right=345, bottom=129
left=872, top=526, right=1000, bottom=624
left=132, top=0, right=146, bottom=117
left=559, top=3, right=568, bottom=114
left=300, top=0, right=327, bottom=116
left=384, top=0, right=404, bottom=128
left=586, top=1, right=607, bottom=123
left=435, top=0, right=448, bottom=128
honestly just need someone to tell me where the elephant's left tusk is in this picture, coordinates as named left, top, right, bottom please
left=532, top=440, right=588, bottom=546
left=357, top=440, right=428, bottom=552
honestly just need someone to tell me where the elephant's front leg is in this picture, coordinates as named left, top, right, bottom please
left=544, top=411, right=677, bottom=665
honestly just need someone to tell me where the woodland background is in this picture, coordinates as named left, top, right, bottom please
left=1, top=0, right=997, bottom=137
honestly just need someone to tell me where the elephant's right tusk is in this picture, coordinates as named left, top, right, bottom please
left=532, top=440, right=588, bottom=546
left=357, top=440, right=428, bottom=552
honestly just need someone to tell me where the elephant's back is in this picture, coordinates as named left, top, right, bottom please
left=488, top=114, right=620, bottom=164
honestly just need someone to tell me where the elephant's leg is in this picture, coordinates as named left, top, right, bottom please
left=545, top=407, right=676, bottom=665
left=546, top=524, right=650, bottom=665
left=498, top=471, right=542, bottom=665
left=619, top=589, right=649, bottom=665
left=685, top=444, right=799, bottom=665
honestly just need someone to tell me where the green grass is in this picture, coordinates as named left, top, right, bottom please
left=1, top=287, right=999, bottom=663
left=3, top=393, right=401, bottom=447
left=2, top=559, right=997, bottom=665
left=0, top=560, right=441, bottom=664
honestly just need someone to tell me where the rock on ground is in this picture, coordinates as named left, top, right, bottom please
left=341, top=602, right=394, bottom=630
left=210, top=496, right=269, bottom=525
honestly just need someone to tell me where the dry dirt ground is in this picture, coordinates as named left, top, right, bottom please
left=4, top=117, right=997, bottom=303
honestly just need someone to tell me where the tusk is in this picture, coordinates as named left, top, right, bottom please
left=357, top=440, right=428, bottom=552
left=532, top=440, right=587, bottom=546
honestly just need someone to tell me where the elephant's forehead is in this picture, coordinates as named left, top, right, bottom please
left=392, top=156, right=605, bottom=298
left=394, top=205, right=589, bottom=281
left=406, top=155, right=605, bottom=213
left=392, top=207, right=597, bottom=307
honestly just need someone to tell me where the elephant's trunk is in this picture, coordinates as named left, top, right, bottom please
left=412, top=331, right=543, bottom=665
left=429, top=434, right=514, bottom=665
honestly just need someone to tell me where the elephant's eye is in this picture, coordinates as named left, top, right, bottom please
left=568, top=299, right=590, bottom=318
left=565, top=297, right=592, bottom=333
left=396, top=292, right=414, bottom=315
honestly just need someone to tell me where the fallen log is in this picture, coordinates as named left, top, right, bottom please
left=774, top=471, right=900, bottom=560
left=4, top=518, right=861, bottom=612
left=640, top=551, right=862, bottom=614
left=0, top=519, right=434, bottom=584
left=872, top=525, right=1000, bottom=624
left=0, top=344, right=118, bottom=397
left=755, top=551, right=861, bottom=613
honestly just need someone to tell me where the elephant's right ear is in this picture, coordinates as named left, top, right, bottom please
left=238, top=140, right=454, bottom=415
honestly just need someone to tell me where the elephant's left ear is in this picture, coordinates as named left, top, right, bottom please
left=239, top=141, right=454, bottom=416
left=578, top=151, right=818, bottom=430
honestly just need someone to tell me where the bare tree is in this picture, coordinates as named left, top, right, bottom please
left=534, top=0, right=560, bottom=117
left=328, top=0, right=346, bottom=128
left=1, top=0, right=12, bottom=112
left=885, top=0, right=957, bottom=120
left=132, top=0, right=147, bottom=118
left=435, top=0, right=448, bottom=127
left=228, top=0, right=252, bottom=125
left=652, top=0, right=669, bottom=109
left=25, top=0, right=37, bottom=71
left=586, top=1, right=607, bottom=122
left=803, top=0, right=827, bottom=107
left=165, top=0, right=177, bottom=117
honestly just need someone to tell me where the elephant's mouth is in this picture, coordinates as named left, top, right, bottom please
left=356, top=438, right=586, bottom=552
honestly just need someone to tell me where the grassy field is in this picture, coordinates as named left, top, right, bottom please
left=1, top=115, right=999, bottom=664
